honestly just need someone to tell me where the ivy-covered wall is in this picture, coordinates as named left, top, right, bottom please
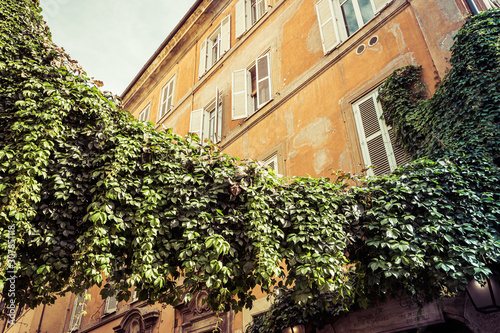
left=0, top=1, right=499, bottom=333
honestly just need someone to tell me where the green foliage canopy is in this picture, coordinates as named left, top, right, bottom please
left=0, top=2, right=499, bottom=332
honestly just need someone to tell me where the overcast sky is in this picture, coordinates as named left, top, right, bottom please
left=39, top=0, right=197, bottom=96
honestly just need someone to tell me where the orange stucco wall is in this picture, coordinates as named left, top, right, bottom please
left=9, top=1, right=476, bottom=333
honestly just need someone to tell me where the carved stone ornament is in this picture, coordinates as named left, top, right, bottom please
left=113, top=307, right=160, bottom=333
left=176, top=291, right=233, bottom=333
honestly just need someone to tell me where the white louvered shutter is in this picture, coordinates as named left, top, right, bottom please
left=256, top=53, right=272, bottom=108
left=315, top=0, right=340, bottom=54
left=69, top=294, right=85, bottom=331
left=235, top=0, right=246, bottom=38
left=215, top=87, right=222, bottom=142
left=221, top=15, right=231, bottom=55
left=104, top=296, right=117, bottom=314
left=353, top=93, right=394, bottom=176
left=190, top=109, right=204, bottom=140
left=138, top=105, right=150, bottom=122
left=388, top=128, right=411, bottom=167
left=232, top=69, right=248, bottom=119
left=199, top=39, right=207, bottom=77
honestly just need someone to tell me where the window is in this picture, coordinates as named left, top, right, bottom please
left=138, top=104, right=150, bottom=122
left=68, top=294, right=86, bottom=332
left=352, top=90, right=410, bottom=176
left=159, top=76, right=175, bottom=119
left=232, top=52, right=272, bottom=120
left=315, top=0, right=380, bottom=54
left=465, top=0, right=499, bottom=14
left=264, top=154, right=278, bottom=172
left=104, top=295, right=118, bottom=315
left=199, top=15, right=231, bottom=77
left=235, top=0, right=268, bottom=38
left=189, top=89, right=223, bottom=143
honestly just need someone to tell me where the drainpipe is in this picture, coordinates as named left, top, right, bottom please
left=36, top=304, right=46, bottom=333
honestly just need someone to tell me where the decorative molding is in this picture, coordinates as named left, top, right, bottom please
left=176, top=291, right=233, bottom=333
left=113, top=308, right=160, bottom=333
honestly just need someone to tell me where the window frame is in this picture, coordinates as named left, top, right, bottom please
left=315, top=0, right=379, bottom=54
left=232, top=52, right=272, bottom=120
left=189, top=89, right=223, bottom=144
left=235, top=0, right=268, bottom=38
left=158, top=76, right=176, bottom=120
left=103, top=295, right=118, bottom=315
left=68, top=293, right=86, bottom=332
left=339, top=0, right=377, bottom=37
left=199, top=15, right=231, bottom=77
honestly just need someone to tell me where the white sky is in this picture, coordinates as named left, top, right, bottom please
left=39, top=0, right=197, bottom=96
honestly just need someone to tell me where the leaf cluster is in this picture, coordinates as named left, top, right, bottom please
left=0, top=2, right=499, bottom=332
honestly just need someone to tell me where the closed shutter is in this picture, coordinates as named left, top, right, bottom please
left=190, top=109, right=204, bottom=140
left=199, top=39, right=207, bottom=77
left=264, top=154, right=278, bottom=172
left=235, top=0, right=246, bottom=38
left=139, top=105, right=150, bottom=122
left=315, top=0, right=340, bottom=54
left=221, top=15, right=231, bottom=55
left=353, top=93, right=392, bottom=176
left=104, top=296, right=117, bottom=314
left=256, top=53, right=272, bottom=107
left=388, top=128, right=411, bottom=167
left=232, top=69, right=248, bottom=119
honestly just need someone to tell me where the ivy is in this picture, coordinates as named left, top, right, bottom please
left=0, top=2, right=499, bottom=332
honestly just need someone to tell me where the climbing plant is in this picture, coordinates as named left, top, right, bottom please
left=0, top=2, right=499, bottom=332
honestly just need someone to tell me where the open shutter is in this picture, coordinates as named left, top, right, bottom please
left=160, top=83, right=169, bottom=118
left=221, top=15, right=231, bottom=54
left=104, top=296, right=117, bottom=314
left=232, top=69, right=248, bottom=119
left=373, top=0, right=390, bottom=11
left=215, top=87, right=222, bottom=142
left=69, top=294, right=85, bottom=331
left=353, top=93, right=392, bottom=176
left=198, top=39, right=207, bottom=77
left=166, top=78, right=175, bottom=113
left=256, top=0, right=267, bottom=20
left=256, top=53, right=272, bottom=108
left=189, top=109, right=204, bottom=140
left=235, top=0, right=246, bottom=38
left=315, top=0, right=340, bottom=54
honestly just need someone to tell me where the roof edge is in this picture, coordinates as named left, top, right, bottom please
left=120, top=0, right=204, bottom=99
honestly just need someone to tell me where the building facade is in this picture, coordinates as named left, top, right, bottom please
left=2, top=0, right=500, bottom=332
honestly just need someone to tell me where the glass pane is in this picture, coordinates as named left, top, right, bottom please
left=211, top=41, right=218, bottom=65
left=251, top=0, right=257, bottom=24
left=341, top=0, right=359, bottom=36
left=358, top=0, right=374, bottom=24
left=257, top=0, right=266, bottom=20
left=258, top=80, right=270, bottom=105
left=209, top=109, right=216, bottom=142
left=257, top=56, right=268, bottom=78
